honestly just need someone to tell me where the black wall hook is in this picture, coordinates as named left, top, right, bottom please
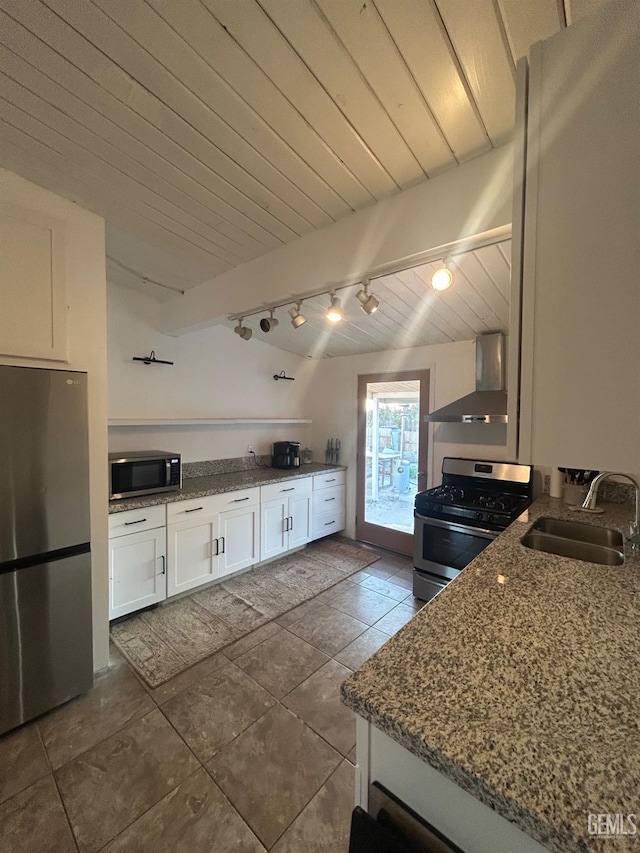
left=132, top=350, right=174, bottom=366
left=273, top=370, right=295, bottom=381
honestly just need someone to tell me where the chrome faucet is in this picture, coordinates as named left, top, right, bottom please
left=581, top=472, right=640, bottom=542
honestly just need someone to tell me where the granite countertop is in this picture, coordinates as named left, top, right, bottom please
left=341, top=496, right=640, bottom=853
left=108, top=462, right=346, bottom=513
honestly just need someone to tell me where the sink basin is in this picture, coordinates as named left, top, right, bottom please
left=531, top=517, right=623, bottom=548
left=521, top=517, right=624, bottom=565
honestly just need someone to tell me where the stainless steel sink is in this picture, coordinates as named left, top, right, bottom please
left=521, top=517, right=624, bottom=565
left=531, top=517, right=623, bottom=548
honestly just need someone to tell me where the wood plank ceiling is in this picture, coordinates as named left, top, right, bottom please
left=0, top=0, right=611, bottom=353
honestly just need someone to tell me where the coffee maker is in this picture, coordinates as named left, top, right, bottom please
left=272, top=441, right=301, bottom=469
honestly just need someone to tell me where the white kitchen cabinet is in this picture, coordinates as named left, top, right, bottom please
left=260, top=477, right=312, bottom=560
left=167, top=487, right=260, bottom=596
left=511, top=0, right=640, bottom=472
left=310, top=470, right=346, bottom=541
left=108, top=506, right=167, bottom=620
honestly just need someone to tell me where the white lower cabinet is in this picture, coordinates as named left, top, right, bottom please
left=311, top=471, right=346, bottom=541
left=260, top=478, right=312, bottom=561
left=108, top=506, right=167, bottom=620
left=166, top=487, right=260, bottom=596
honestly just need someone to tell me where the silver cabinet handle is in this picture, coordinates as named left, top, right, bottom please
left=219, top=536, right=225, bottom=554
left=185, top=506, right=204, bottom=513
left=282, top=487, right=294, bottom=492
left=289, top=515, right=293, bottom=531
left=284, top=517, right=290, bottom=532
left=233, top=496, right=250, bottom=502
left=213, top=538, right=219, bottom=556
left=159, top=555, right=166, bottom=575
left=125, top=518, right=147, bottom=525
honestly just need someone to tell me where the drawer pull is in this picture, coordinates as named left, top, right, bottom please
left=326, top=478, right=336, bottom=482
left=124, top=518, right=147, bottom=525
left=324, top=520, right=335, bottom=526
left=233, top=497, right=250, bottom=502
left=324, top=497, right=335, bottom=502
left=281, top=487, right=295, bottom=492
left=185, top=506, right=204, bottom=513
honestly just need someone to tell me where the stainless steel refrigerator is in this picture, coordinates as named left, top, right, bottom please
left=0, top=365, right=93, bottom=735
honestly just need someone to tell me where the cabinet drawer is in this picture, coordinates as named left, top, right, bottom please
left=313, top=470, right=345, bottom=490
left=313, top=484, right=345, bottom=515
left=312, top=508, right=346, bottom=539
left=108, top=504, right=166, bottom=538
left=167, top=487, right=260, bottom=523
left=261, top=476, right=312, bottom=502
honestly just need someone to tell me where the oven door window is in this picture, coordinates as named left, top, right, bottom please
left=421, top=523, right=492, bottom=572
left=112, top=460, right=165, bottom=494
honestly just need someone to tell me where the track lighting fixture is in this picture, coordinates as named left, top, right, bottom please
left=355, top=280, right=379, bottom=315
left=259, top=309, right=279, bottom=333
left=431, top=260, right=454, bottom=291
left=288, top=302, right=307, bottom=328
left=233, top=319, right=252, bottom=340
left=325, top=292, right=343, bottom=323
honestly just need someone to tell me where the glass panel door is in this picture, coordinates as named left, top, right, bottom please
left=356, top=371, right=430, bottom=555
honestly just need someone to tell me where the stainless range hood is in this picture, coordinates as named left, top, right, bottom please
left=426, top=333, right=508, bottom=423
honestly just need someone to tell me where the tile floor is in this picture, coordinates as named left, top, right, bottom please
left=0, top=545, right=420, bottom=853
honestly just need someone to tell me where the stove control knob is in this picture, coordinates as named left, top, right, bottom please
left=487, top=514, right=495, bottom=524
left=475, top=511, right=483, bottom=521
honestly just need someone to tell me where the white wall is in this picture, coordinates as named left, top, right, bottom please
left=302, top=340, right=508, bottom=538
left=161, top=145, right=513, bottom=335
left=108, top=283, right=313, bottom=460
left=0, top=168, right=109, bottom=672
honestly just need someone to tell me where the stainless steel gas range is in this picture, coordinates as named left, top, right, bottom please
left=413, top=457, right=533, bottom=602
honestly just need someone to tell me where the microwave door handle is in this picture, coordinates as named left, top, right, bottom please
left=165, top=459, right=171, bottom=486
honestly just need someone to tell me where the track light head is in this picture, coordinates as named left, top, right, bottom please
left=288, top=302, right=307, bottom=328
left=233, top=319, right=252, bottom=340
left=355, top=280, right=379, bottom=315
left=325, top=293, right=343, bottom=323
left=259, top=309, right=279, bottom=333
left=431, top=260, right=454, bottom=291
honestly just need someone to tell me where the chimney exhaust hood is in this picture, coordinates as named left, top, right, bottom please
left=426, top=333, right=508, bottom=424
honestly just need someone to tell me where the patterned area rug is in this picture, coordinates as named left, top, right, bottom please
left=111, top=538, right=380, bottom=688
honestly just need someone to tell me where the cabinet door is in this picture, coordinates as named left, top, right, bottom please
left=288, top=492, right=311, bottom=550
left=109, top=527, right=166, bottom=620
left=167, top=514, right=217, bottom=597
left=517, top=0, right=640, bottom=471
left=260, top=498, right=288, bottom=561
left=217, top=503, right=260, bottom=578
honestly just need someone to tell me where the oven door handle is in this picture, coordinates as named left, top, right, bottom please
left=414, top=513, right=498, bottom=540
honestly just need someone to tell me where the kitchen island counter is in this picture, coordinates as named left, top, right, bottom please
left=108, top=462, right=345, bottom=513
left=341, top=496, right=640, bottom=852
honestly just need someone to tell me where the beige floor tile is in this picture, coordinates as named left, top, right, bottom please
left=148, top=651, right=229, bottom=705
left=282, top=660, right=356, bottom=756
left=103, top=768, right=266, bottom=852
left=374, top=601, right=422, bottom=635
left=358, top=574, right=412, bottom=601
left=334, top=627, right=391, bottom=670
left=387, top=569, right=414, bottom=590
left=286, top=603, right=368, bottom=656
left=0, top=723, right=50, bottom=805
left=38, top=653, right=154, bottom=770
left=271, top=760, right=355, bottom=853
left=312, top=578, right=357, bottom=604
left=0, top=775, right=76, bottom=853
left=55, top=709, right=199, bottom=853
left=275, top=597, right=322, bottom=628
left=223, top=621, right=282, bottom=660
left=362, top=563, right=399, bottom=580
left=161, top=662, right=275, bottom=761
left=208, top=704, right=341, bottom=849
left=234, top=631, right=328, bottom=699
left=328, top=585, right=398, bottom=625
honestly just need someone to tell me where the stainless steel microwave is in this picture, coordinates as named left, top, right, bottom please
left=108, top=450, right=181, bottom=500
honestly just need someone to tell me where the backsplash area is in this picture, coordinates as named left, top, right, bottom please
left=183, top=456, right=272, bottom=478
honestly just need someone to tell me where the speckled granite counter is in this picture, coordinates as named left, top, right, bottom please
left=108, top=463, right=345, bottom=513
left=341, top=496, right=640, bottom=853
